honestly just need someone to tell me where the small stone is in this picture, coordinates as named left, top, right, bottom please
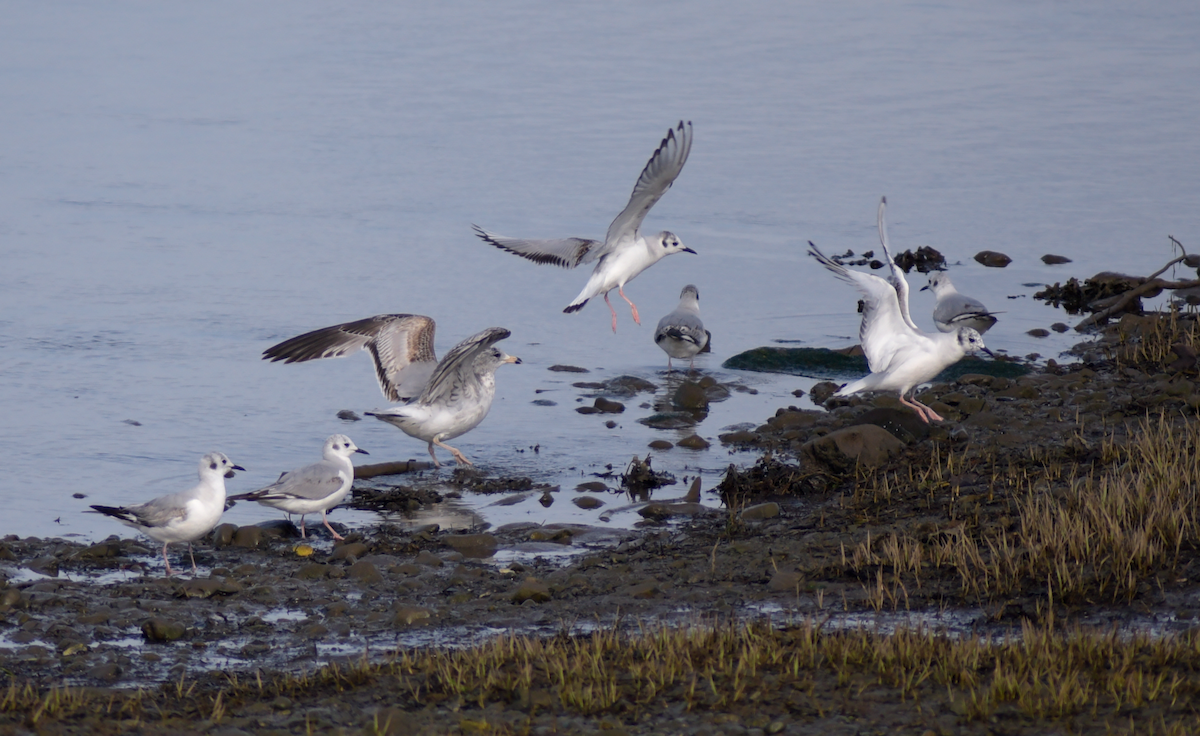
left=605, top=420, right=617, bottom=428
left=974, top=250, right=1012, bottom=267
left=300, top=623, right=328, bottom=639
left=548, top=365, right=589, bottom=373
left=336, top=409, right=361, bottom=421
left=539, top=490, right=554, bottom=507
left=676, top=434, right=710, bottom=450
left=347, top=560, right=383, bottom=584
left=1027, top=328, right=1050, bottom=337
left=625, top=581, right=660, bottom=599
left=295, top=564, right=329, bottom=580
left=414, top=550, right=444, bottom=567
left=768, top=571, right=803, bottom=592
left=231, top=526, right=264, bottom=549
left=331, top=542, right=369, bottom=561
left=211, top=524, right=237, bottom=546
left=76, top=541, right=121, bottom=559
left=576, top=481, right=608, bottom=492
left=393, top=605, right=432, bottom=626
left=142, top=617, right=186, bottom=642
left=673, top=381, right=709, bottom=410
left=648, top=439, right=674, bottom=450
left=444, top=533, right=498, bottom=558
left=740, top=502, right=780, bottom=521
left=1050, top=323, right=1070, bottom=333
left=1041, top=254, right=1072, bottom=264
left=573, top=496, right=605, bottom=510
left=512, top=578, right=552, bottom=604
left=801, top=425, right=904, bottom=470
left=593, top=397, right=625, bottom=414
left=718, top=430, right=760, bottom=445
left=87, top=663, right=123, bottom=683
left=26, top=556, right=58, bottom=577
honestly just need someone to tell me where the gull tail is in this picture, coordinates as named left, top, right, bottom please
left=89, top=504, right=137, bottom=524
left=563, top=299, right=588, bottom=314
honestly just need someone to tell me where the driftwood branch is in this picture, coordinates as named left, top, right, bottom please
left=1075, top=255, right=1197, bottom=331
left=354, top=460, right=434, bottom=479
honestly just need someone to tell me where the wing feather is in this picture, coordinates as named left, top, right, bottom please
left=603, top=121, right=693, bottom=249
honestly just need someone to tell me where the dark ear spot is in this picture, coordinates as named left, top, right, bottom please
left=209, top=462, right=218, bottom=470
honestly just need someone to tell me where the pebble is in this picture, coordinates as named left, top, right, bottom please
left=740, top=502, right=780, bottom=521
left=676, top=434, right=710, bottom=450
left=512, top=578, right=552, bottom=604
left=141, top=617, right=186, bottom=642
left=443, top=533, right=498, bottom=558
left=573, top=496, right=605, bottom=510
left=331, top=542, right=369, bottom=561
left=974, top=250, right=1012, bottom=267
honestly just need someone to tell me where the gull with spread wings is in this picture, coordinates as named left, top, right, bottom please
left=263, top=318, right=519, bottom=466
left=474, top=121, right=695, bottom=332
left=808, top=198, right=992, bottom=423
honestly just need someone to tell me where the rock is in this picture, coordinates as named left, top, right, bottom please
left=231, top=526, right=264, bottom=549
left=76, top=541, right=121, bottom=559
left=768, top=571, right=803, bottom=592
left=142, top=617, right=187, bottom=642
left=974, top=250, right=1012, bottom=268
left=347, top=560, right=383, bottom=584
left=576, top=406, right=600, bottom=415
left=211, top=524, right=237, bottom=547
left=850, top=407, right=930, bottom=444
left=87, top=663, right=123, bottom=683
left=512, top=578, right=551, bottom=604
left=336, top=409, right=361, bottom=421
left=624, top=581, right=660, bottom=599
left=444, top=533, right=498, bottom=558
left=676, top=434, right=710, bottom=450
left=414, top=550, right=444, bottom=567
left=529, top=528, right=572, bottom=544
left=331, top=542, right=369, bottom=561
left=539, top=490, right=555, bottom=507
left=1051, top=322, right=1070, bottom=333
left=26, top=556, right=58, bottom=577
left=573, top=496, right=605, bottom=510
left=718, top=430, right=760, bottom=445
left=648, top=439, right=674, bottom=450
left=1041, top=254, right=1072, bottom=264
left=576, top=481, right=608, bottom=492
left=1027, top=328, right=1050, bottom=337
left=740, top=502, right=780, bottom=521
left=801, top=425, right=904, bottom=470
left=393, top=605, right=432, bottom=626
left=295, top=564, right=330, bottom=580
left=636, top=411, right=697, bottom=429
left=548, top=365, right=589, bottom=373
left=809, top=381, right=840, bottom=405
left=673, top=381, right=709, bottom=410
left=531, top=399, right=557, bottom=406
left=593, top=397, right=625, bottom=414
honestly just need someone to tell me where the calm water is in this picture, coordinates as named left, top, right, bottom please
left=2, top=2, right=1198, bottom=541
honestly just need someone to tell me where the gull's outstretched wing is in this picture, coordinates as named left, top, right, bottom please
left=808, top=242, right=916, bottom=374
left=418, top=327, right=513, bottom=405
left=604, top=121, right=693, bottom=250
left=263, top=314, right=437, bottom=402
left=876, top=197, right=920, bottom=332
left=473, top=226, right=602, bottom=269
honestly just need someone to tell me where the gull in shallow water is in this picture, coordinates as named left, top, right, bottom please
left=90, top=452, right=244, bottom=575
left=922, top=271, right=998, bottom=334
left=365, top=327, right=520, bottom=467
left=474, top=121, right=695, bottom=332
left=654, top=284, right=711, bottom=370
left=227, top=435, right=367, bottom=541
left=808, top=198, right=992, bottom=423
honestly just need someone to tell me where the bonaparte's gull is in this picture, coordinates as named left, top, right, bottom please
left=89, top=452, right=244, bottom=575
left=808, top=198, right=992, bottom=423
left=227, top=435, right=367, bottom=541
left=263, top=314, right=437, bottom=402
left=474, top=121, right=695, bottom=333
left=366, top=327, right=520, bottom=467
left=654, top=284, right=710, bottom=370
left=923, top=272, right=998, bottom=334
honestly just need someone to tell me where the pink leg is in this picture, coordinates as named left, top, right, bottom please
left=603, top=292, right=619, bottom=333
left=426, top=442, right=443, bottom=468
left=188, top=543, right=198, bottom=575
left=162, top=543, right=175, bottom=576
left=321, top=510, right=345, bottom=541
left=900, top=393, right=943, bottom=423
left=298, top=515, right=307, bottom=539
left=618, top=286, right=641, bottom=325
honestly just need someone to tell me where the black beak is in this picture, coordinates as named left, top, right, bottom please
left=982, top=347, right=996, bottom=358
left=355, top=448, right=369, bottom=455
left=919, top=284, right=930, bottom=292
left=682, top=247, right=697, bottom=255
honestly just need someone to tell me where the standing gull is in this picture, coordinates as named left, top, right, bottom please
left=227, top=435, right=367, bottom=541
left=923, top=272, right=998, bottom=334
left=654, top=284, right=711, bottom=370
left=808, top=198, right=992, bottom=423
left=90, top=452, right=244, bottom=575
left=474, top=121, right=695, bottom=332
left=366, top=327, right=520, bottom=467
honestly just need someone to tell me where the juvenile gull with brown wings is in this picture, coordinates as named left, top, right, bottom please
left=474, top=121, right=695, bottom=332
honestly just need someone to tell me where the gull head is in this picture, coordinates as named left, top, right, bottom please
left=956, top=327, right=994, bottom=358
left=323, top=434, right=369, bottom=460
left=656, top=231, right=696, bottom=256
left=680, top=284, right=700, bottom=301
left=479, top=347, right=522, bottom=373
left=922, top=271, right=953, bottom=295
left=200, top=452, right=246, bottom=480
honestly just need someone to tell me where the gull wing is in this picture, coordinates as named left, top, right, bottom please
left=473, top=226, right=602, bottom=269
left=654, top=308, right=706, bottom=346
left=418, top=327, right=512, bottom=405
left=238, top=462, right=347, bottom=502
left=808, top=242, right=915, bottom=374
left=876, top=197, right=920, bottom=332
left=603, top=121, right=693, bottom=250
left=262, top=314, right=437, bottom=402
